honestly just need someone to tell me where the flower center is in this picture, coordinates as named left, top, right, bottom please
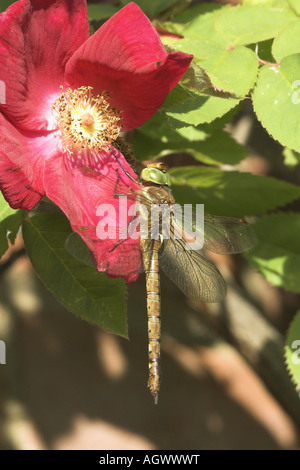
left=81, top=113, right=95, bottom=129
left=52, top=86, right=122, bottom=153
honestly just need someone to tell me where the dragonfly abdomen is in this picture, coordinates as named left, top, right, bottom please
left=143, top=240, right=161, bottom=404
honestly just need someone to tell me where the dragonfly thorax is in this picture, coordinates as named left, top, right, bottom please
left=139, top=185, right=175, bottom=206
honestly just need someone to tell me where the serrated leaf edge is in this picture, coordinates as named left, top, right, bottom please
left=284, top=311, right=300, bottom=396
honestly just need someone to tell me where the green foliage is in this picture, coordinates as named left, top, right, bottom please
left=272, top=20, right=300, bottom=61
left=22, top=214, right=128, bottom=337
left=285, top=311, right=300, bottom=393
left=289, top=0, right=300, bottom=15
left=0, top=193, right=25, bottom=257
left=214, top=5, right=295, bottom=45
left=253, top=54, right=300, bottom=153
left=0, top=0, right=14, bottom=12
left=0, top=191, right=16, bottom=222
left=242, top=0, right=291, bottom=6
left=87, top=4, right=119, bottom=21
left=133, top=113, right=246, bottom=164
left=246, top=214, right=300, bottom=293
left=158, top=5, right=261, bottom=124
left=169, top=169, right=300, bottom=217
left=164, top=92, right=241, bottom=126
left=283, top=147, right=300, bottom=167
left=120, top=0, right=179, bottom=17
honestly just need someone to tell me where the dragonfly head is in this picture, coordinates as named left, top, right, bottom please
left=141, top=162, right=171, bottom=187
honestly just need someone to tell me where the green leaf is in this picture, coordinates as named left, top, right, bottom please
left=120, top=0, right=179, bottom=17
left=22, top=213, right=128, bottom=337
left=87, top=4, right=119, bottom=21
left=215, top=6, right=295, bottom=46
left=134, top=110, right=246, bottom=164
left=133, top=132, right=167, bottom=160
left=172, top=36, right=257, bottom=96
left=161, top=7, right=258, bottom=98
left=285, top=311, right=300, bottom=394
left=272, top=20, right=300, bottom=61
left=0, top=192, right=25, bottom=257
left=174, top=4, right=227, bottom=45
left=252, top=54, right=300, bottom=153
left=165, top=93, right=240, bottom=126
left=0, top=211, right=25, bottom=258
left=65, top=232, right=95, bottom=269
left=248, top=39, right=274, bottom=64
left=173, top=32, right=225, bottom=60
left=0, top=191, right=16, bottom=222
left=175, top=126, right=208, bottom=141
left=161, top=84, right=192, bottom=110
left=136, top=112, right=208, bottom=141
left=283, top=147, right=300, bottom=167
left=243, top=0, right=291, bottom=6
left=180, top=61, right=214, bottom=94
left=133, top=128, right=246, bottom=165
left=199, top=105, right=241, bottom=133
left=191, top=131, right=247, bottom=165
left=246, top=213, right=300, bottom=293
left=169, top=167, right=300, bottom=217
left=0, top=0, right=14, bottom=12
left=158, top=12, right=258, bottom=123
left=173, top=2, right=221, bottom=24
left=195, top=46, right=258, bottom=96
left=289, top=0, right=300, bottom=15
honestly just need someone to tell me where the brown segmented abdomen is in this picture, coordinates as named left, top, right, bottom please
left=141, top=238, right=161, bottom=404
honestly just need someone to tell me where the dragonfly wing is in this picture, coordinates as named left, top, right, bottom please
left=173, top=208, right=256, bottom=255
left=202, top=215, right=257, bottom=254
left=160, top=238, right=227, bottom=302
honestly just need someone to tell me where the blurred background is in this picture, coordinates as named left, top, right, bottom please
left=1, top=0, right=300, bottom=450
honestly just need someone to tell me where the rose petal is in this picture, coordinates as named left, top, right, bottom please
left=0, top=154, right=43, bottom=211
left=0, top=0, right=90, bottom=131
left=44, top=147, right=143, bottom=282
left=0, top=113, right=60, bottom=210
left=65, top=2, right=193, bottom=131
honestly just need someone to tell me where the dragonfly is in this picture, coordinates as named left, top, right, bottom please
left=66, top=154, right=257, bottom=404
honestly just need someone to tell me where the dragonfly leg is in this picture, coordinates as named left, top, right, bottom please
left=113, top=168, right=137, bottom=199
left=110, top=148, right=140, bottom=184
left=113, top=168, right=124, bottom=198
left=107, top=212, right=140, bottom=253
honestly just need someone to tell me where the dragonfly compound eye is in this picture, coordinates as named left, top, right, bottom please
left=141, top=167, right=170, bottom=186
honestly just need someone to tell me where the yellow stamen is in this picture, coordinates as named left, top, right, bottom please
left=52, top=86, right=122, bottom=154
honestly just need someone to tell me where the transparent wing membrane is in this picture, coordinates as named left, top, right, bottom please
left=202, top=214, right=257, bottom=254
left=173, top=207, right=257, bottom=255
left=160, top=237, right=227, bottom=302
